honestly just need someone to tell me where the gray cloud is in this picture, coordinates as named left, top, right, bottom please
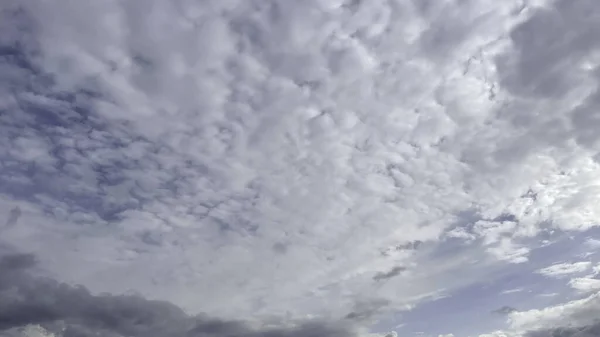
left=372, top=267, right=407, bottom=282
left=344, top=299, right=391, bottom=324
left=4, top=0, right=600, bottom=330
left=494, top=0, right=600, bottom=156
left=0, top=253, right=355, bottom=337
left=526, top=323, right=600, bottom=337
left=4, top=207, right=21, bottom=227
left=491, top=306, right=517, bottom=315
left=393, top=241, right=423, bottom=252
left=0, top=252, right=35, bottom=271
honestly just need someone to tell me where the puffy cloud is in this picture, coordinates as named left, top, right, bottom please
left=569, top=278, right=600, bottom=293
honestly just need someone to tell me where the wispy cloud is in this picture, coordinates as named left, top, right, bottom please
left=537, top=262, right=592, bottom=278
left=501, top=288, right=524, bottom=295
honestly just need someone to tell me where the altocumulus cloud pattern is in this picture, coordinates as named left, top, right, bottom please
left=2, top=0, right=600, bottom=336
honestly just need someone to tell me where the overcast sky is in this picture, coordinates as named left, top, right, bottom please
left=2, top=0, right=600, bottom=336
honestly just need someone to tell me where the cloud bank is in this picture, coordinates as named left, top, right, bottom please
left=0, top=253, right=355, bottom=337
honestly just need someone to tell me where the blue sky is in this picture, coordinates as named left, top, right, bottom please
left=2, top=0, right=600, bottom=337
left=373, top=227, right=600, bottom=336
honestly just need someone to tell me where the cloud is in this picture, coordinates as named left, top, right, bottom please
left=514, top=293, right=600, bottom=337
left=0, top=325, right=57, bottom=337
left=525, top=324, right=600, bottom=337
left=476, top=290, right=600, bottom=337
left=493, top=306, right=518, bottom=315
left=584, top=239, right=600, bottom=250
left=0, top=0, right=539, bottom=320
left=536, top=262, right=592, bottom=278
left=485, top=238, right=530, bottom=264
left=0, top=252, right=36, bottom=271
left=501, top=288, right=524, bottom=295
left=373, top=266, right=407, bottom=282
left=366, top=331, right=398, bottom=337
left=508, top=291, right=600, bottom=332
left=479, top=332, right=518, bottom=337
left=0, top=253, right=356, bottom=337
left=569, top=278, right=600, bottom=293
left=4, top=206, right=21, bottom=227
left=2, top=0, right=600, bottom=333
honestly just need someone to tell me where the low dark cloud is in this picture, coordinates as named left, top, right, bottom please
left=491, top=306, right=517, bottom=315
left=0, top=252, right=35, bottom=271
left=0, top=253, right=355, bottom=337
left=344, top=299, right=390, bottom=324
left=526, top=323, right=600, bottom=337
left=4, top=207, right=21, bottom=227
left=373, top=267, right=406, bottom=282
left=395, top=241, right=422, bottom=252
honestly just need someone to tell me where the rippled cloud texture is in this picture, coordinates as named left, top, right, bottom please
left=2, top=0, right=600, bottom=336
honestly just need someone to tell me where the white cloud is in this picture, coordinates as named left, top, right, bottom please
left=486, top=238, right=530, bottom=264
left=537, top=262, right=592, bottom=278
left=2, top=0, right=600, bottom=333
left=474, top=220, right=518, bottom=245
left=592, top=263, right=600, bottom=276
left=508, top=291, right=600, bottom=332
left=0, top=325, right=56, bottom=337
left=366, top=332, right=398, bottom=337
left=479, top=332, right=519, bottom=337
left=584, top=238, right=600, bottom=249
left=501, top=288, right=525, bottom=295
left=445, top=227, right=477, bottom=242
left=569, top=278, right=600, bottom=293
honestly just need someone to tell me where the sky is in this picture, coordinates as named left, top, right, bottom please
left=2, top=0, right=600, bottom=336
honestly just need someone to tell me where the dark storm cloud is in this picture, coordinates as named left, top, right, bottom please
left=0, top=253, right=355, bottom=337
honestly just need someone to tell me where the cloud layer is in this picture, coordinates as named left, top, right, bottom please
left=2, top=0, right=600, bottom=335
